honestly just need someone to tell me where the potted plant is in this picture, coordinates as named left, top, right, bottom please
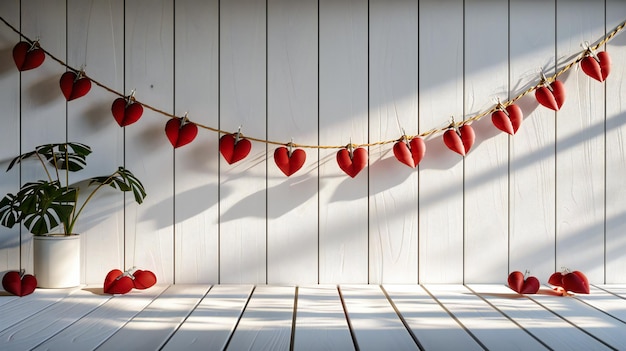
left=0, top=142, right=146, bottom=288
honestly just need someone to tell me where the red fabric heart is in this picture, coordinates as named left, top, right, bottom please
left=580, top=51, right=611, bottom=82
left=219, top=133, right=252, bottom=164
left=103, top=269, right=134, bottom=295
left=562, top=271, right=589, bottom=294
left=336, top=147, right=368, bottom=178
left=274, top=147, right=306, bottom=177
left=393, top=137, right=426, bottom=168
left=165, top=118, right=198, bottom=148
left=59, top=71, right=92, bottom=101
left=132, top=269, right=157, bottom=290
left=491, top=104, right=523, bottom=135
left=535, top=80, right=565, bottom=111
left=443, top=125, right=475, bottom=156
left=12, top=41, right=45, bottom=71
left=2, top=271, right=37, bottom=297
left=507, top=271, right=539, bottom=294
left=111, top=97, right=143, bottom=127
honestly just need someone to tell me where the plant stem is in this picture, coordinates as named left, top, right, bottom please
left=34, top=152, right=53, bottom=182
left=67, top=172, right=118, bottom=234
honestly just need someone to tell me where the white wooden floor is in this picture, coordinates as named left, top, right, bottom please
left=1, top=284, right=625, bottom=351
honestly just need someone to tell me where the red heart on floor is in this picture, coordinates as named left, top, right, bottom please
left=132, top=269, right=157, bottom=290
left=219, top=133, right=252, bottom=164
left=2, top=271, right=37, bottom=297
left=507, top=271, right=539, bottom=294
left=274, top=147, right=306, bottom=176
left=443, top=125, right=475, bottom=156
left=393, top=137, right=425, bottom=168
left=165, top=118, right=198, bottom=148
left=562, top=270, right=589, bottom=294
left=491, top=104, right=523, bottom=135
left=581, top=51, right=611, bottom=82
left=548, top=271, right=564, bottom=287
left=103, top=269, right=134, bottom=295
left=535, top=80, right=565, bottom=111
left=59, top=71, right=91, bottom=101
left=111, top=97, right=143, bottom=127
left=336, top=147, right=368, bottom=178
left=13, top=41, right=45, bottom=71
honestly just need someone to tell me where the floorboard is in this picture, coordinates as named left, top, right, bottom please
left=292, top=285, right=354, bottom=351
left=161, top=285, right=253, bottom=351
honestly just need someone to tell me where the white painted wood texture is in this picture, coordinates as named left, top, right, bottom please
left=1, top=1, right=626, bottom=284
left=0, top=0, right=20, bottom=277
left=1, top=284, right=625, bottom=350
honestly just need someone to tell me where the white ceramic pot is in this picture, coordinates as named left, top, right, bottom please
left=33, top=234, right=81, bottom=288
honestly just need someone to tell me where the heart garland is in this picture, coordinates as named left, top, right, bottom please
left=393, top=136, right=426, bottom=168
left=274, top=145, right=306, bottom=177
left=111, top=93, right=144, bottom=127
left=12, top=41, right=45, bottom=71
left=59, top=70, right=92, bottom=101
left=580, top=50, right=611, bottom=82
left=491, top=103, right=523, bottom=135
left=443, top=124, right=475, bottom=156
left=2, top=270, right=37, bottom=297
left=535, top=79, right=566, bottom=111
left=165, top=116, right=198, bottom=148
left=103, top=267, right=157, bottom=294
left=219, top=131, right=252, bottom=164
left=336, top=145, right=368, bottom=178
left=507, top=270, right=539, bottom=294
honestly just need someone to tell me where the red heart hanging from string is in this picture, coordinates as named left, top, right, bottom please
left=12, top=41, right=45, bottom=71
left=393, top=136, right=425, bottom=168
left=491, top=103, right=523, bottom=135
left=103, top=269, right=134, bottom=295
left=336, top=145, right=368, bottom=178
left=274, top=145, right=306, bottom=177
left=535, top=79, right=565, bottom=111
left=219, top=131, right=252, bottom=164
left=507, top=271, right=539, bottom=294
left=580, top=50, right=611, bottom=82
left=443, top=124, right=475, bottom=156
left=111, top=93, right=143, bottom=127
left=2, top=270, right=37, bottom=297
left=165, top=116, right=198, bottom=148
left=59, top=71, right=92, bottom=101
left=132, top=269, right=157, bottom=290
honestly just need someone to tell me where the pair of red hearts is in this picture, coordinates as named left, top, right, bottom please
left=507, top=268, right=590, bottom=295
left=549, top=269, right=589, bottom=295
left=2, top=270, right=37, bottom=297
left=103, top=268, right=157, bottom=295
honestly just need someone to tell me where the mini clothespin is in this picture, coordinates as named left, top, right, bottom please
left=235, top=125, right=242, bottom=144
left=539, top=69, right=553, bottom=91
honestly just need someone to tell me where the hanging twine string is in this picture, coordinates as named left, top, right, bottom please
left=1, top=16, right=625, bottom=150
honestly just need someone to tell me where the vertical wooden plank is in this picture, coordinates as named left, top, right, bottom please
left=173, top=0, right=219, bottom=283
left=555, top=0, right=606, bottom=283
left=66, top=0, right=125, bottom=284
left=266, top=0, right=318, bottom=284
left=318, top=0, right=369, bottom=284
left=368, top=0, right=419, bottom=284
left=509, top=0, right=556, bottom=280
left=219, top=0, right=267, bottom=284
left=463, top=0, right=509, bottom=283
left=19, top=0, right=67, bottom=274
left=124, top=0, right=174, bottom=283
left=605, top=0, right=626, bottom=283
left=418, top=0, right=464, bottom=283
left=0, top=1, right=20, bottom=277
left=226, top=286, right=295, bottom=351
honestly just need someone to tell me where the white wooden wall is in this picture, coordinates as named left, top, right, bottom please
left=1, top=0, right=626, bottom=285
